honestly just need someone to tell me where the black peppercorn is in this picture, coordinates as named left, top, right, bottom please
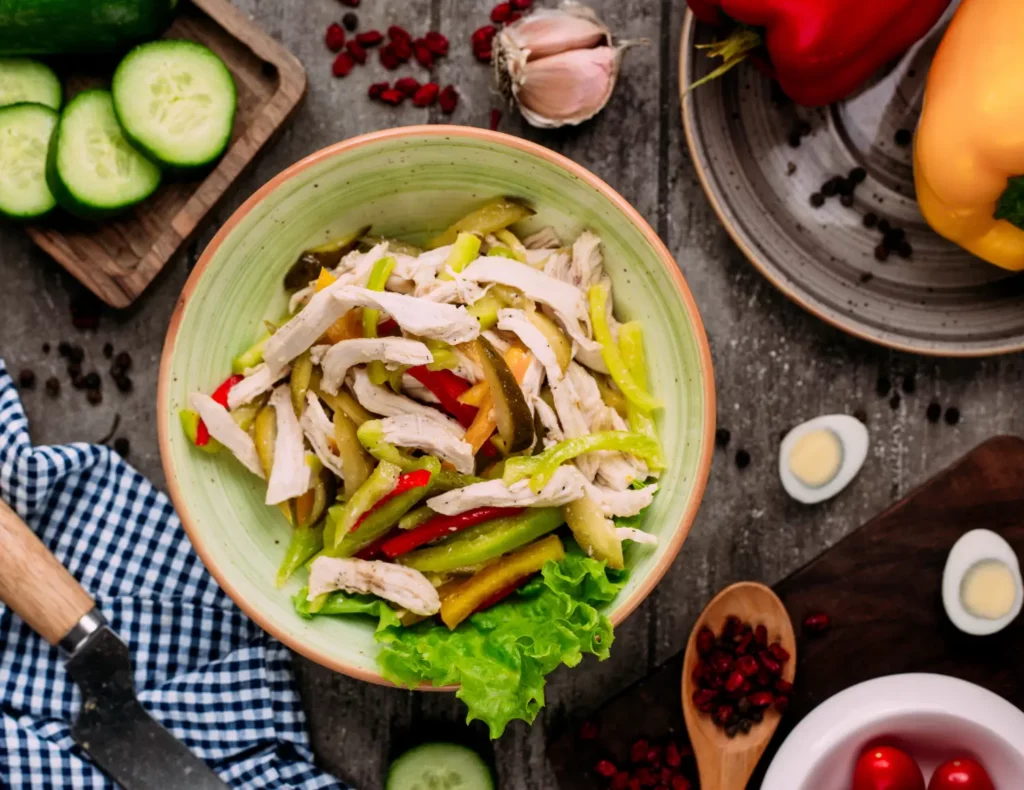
left=945, top=407, right=961, bottom=426
left=849, top=167, right=867, bottom=184
left=874, top=244, right=890, bottom=262
left=863, top=212, right=878, bottom=229
left=87, top=389, right=103, bottom=405
left=894, top=128, right=912, bottom=146
left=18, top=369, right=35, bottom=389
left=810, top=192, right=825, bottom=208
left=926, top=402, right=942, bottom=423
left=715, top=428, right=731, bottom=448
left=102, top=343, right=113, bottom=359
left=735, top=450, right=751, bottom=469
left=840, top=194, right=854, bottom=208
left=876, top=376, right=892, bottom=397
left=113, top=437, right=130, bottom=457
left=45, top=377, right=60, bottom=397
left=342, top=11, right=358, bottom=30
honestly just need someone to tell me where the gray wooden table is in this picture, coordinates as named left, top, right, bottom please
left=1, top=1, right=1022, bottom=787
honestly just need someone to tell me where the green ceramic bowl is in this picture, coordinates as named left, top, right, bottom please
left=158, top=126, right=716, bottom=684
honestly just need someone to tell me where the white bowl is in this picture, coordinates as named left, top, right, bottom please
left=762, top=674, right=1024, bottom=789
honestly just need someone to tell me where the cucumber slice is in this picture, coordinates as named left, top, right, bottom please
left=0, top=59, right=62, bottom=110
left=112, top=40, right=236, bottom=169
left=47, top=89, right=161, bottom=219
left=0, top=103, right=58, bottom=220
left=386, top=743, right=494, bottom=790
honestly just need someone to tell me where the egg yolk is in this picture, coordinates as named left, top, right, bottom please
left=961, top=560, right=1017, bottom=620
left=788, top=429, right=842, bottom=488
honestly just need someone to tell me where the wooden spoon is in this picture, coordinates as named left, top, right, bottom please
left=681, top=582, right=797, bottom=790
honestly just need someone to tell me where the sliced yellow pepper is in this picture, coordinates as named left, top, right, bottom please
left=588, top=285, right=662, bottom=413
left=439, top=534, right=565, bottom=629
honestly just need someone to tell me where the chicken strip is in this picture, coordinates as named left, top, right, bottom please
left=227, top=362, right=290, bottom=410
left=584, top=480, right=658, bottom=518
left=496, top=308, right=564, bottom=383
left=265, top=386, right=311, bottom=505
left=188, top=392, right=264, bottom=478
left=319, top=337, right=433, bottom=395
left=615, top=527, right=658, bottom=546
left=426, top=465, right=587, bottom=515
left=307, top=557, right=440, bottom=616
left=350, top=369, right=464, bottom=434
left=378, top=414, right=475, bottom=475
left=300, top=392, right=347, bottom=480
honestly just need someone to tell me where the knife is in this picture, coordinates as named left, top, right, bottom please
left=0, top=499, right=230, bottom=790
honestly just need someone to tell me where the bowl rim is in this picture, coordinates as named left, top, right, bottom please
left=679, top=11, right=1024, bottom=359
left=157, top=124, right=717, bottom=686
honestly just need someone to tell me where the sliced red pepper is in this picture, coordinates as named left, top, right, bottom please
left=354, top=531, right=395, bottom=560
left=472, top=574, right=533, bottom=614
left=377, top=318, right=399, bottom=335
left=379, top=506, right=524, bottom=559
left=406, top=365, right=479, bottom=428
left=350, top=469, right=433, bottom=531
left=195, top=374, right=244, bottom=446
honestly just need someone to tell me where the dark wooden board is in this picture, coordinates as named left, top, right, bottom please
left=24, top=0, right=307, bottom=308
left=548, top=436, right=1024, bottom=788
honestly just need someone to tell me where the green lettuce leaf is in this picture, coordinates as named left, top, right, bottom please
left=375, top=552, right=628, bottom=738
left=293, top=587, right=402, bottom=633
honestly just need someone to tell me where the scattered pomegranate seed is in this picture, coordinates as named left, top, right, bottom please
left=595, top=759, right=617, bottom=778
left=629, top=739, right=649, bottom=764
left=338, top=0, right=359, bottom=6
left=414, top=42, right=434, bottom=69
left=511, top=0, right=532, bottom=7
left=472, top=24, right=497, bottom=46
left=489, top=108, right=502, bottom=130
left=491, top=2, right=512, bottom=22
left=646, top=745, right=663, bottom=766
left=748, top=690, right=774, bottom=707
left=332, top=52, right=355, bottom=77
left=392, top=36, right=413, bottom=61
left=508, top=10, right=522, bottom=22
left=412, top=82, right=439, bottom=107
left=355, top=30, right=383, bottom=46
left=695, top=626, right=714, bottom=656
left=714, top=704, right=735, bottom=726
left=672, top=777, right=692, bottom=790
left=325, top=23, right=346, bottom=52
left=388, top=25, right=412, bottom=42
left=724, top=671, right=744, bottom=692
left=665, top=742, right=681, bottom=768
left=346, top=40, right=367, bottom=64
left=736, top=655, right=759, bottom=676
left=775, top=678, right=794, bottom=694
left=368, top=81, right=389, bottom=100
left=438, top=84, right=458, bottom=113
left=473, top=46, right=493, bottom=63
left=579, top=720, right=598, bottom=740
left=774, top=695, right=790, bottom=713
left=802, top=611, right=831, bottom=635
left=723, top=615, right=742, bottom=637
left=754, top=624, right=768, bottom=645
left=692, top=688, right=716, bottom=706
left=758, top=650, right=782, bottom=675
left=424, top=31, right=450, bottom=56
left=380, top=45, right=400, bottom=70
left=611, top=772, right=630, bottom=790
left=395, top=76, right=420, bottom=95
left=769, top=642, right=791, bottom=662
left=379, top=88, right=405, bottom=105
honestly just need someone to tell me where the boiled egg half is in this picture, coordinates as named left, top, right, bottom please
left=942, top=529, right=1022, bottom=636
left=778, top=415, right=868, bottom=504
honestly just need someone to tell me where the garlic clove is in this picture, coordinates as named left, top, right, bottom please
left=501, top=2, right=609, bottom=62
left=513, top=46, right=621, bottom=129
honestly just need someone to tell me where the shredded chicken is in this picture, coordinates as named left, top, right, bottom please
left=401, top=375, right=440, bottom=404
left=265, top=386, right=311, bottom=505
left=549, top=374, right=599, bottom=481
left=319, top=337, right=433, bottom=395
left=188, top=393, right=264, bottom=478
left=534, top=396, right=563, bottom=447
left=332, top=285, right=480, bottom=346
left=227, top=363, right=290, bottom=410
left=615, top=527, right=658, bottom=546
left=307, top=557, right=440, bottom=616
left=301, top=392, right=347, bottom=480
left=523, top=226, right=562, bottom=250
left=497, top=308, right=564, bottom=383
left=584, top=481, right=658, bottom=518
left=350, top=369, right=464, bottom=433
left=378, top=414, right=475, bottom=475
left=427, top=465, right=588, bottom=515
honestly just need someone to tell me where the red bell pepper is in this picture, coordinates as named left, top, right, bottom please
left=379, top=506, right=525, bottom=559
left=688, top=0, right=951, bottom=106
left=406, top=365, right=479, bottom=428
left=350, top=469, right=432, bottom=531
left=195, top=374, right=244, bottom=446
left=354, top=532, right=394, bottom=560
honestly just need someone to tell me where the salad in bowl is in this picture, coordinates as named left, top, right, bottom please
left=180, top=201, right=664, bottom=734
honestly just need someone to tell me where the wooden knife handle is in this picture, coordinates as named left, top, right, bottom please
left=0, top=498, right=95, bottom=646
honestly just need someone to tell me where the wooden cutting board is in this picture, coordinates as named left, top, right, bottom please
left=25, top=0, right=306, bottom=308
left=548, top=436, right=1024, bottom=788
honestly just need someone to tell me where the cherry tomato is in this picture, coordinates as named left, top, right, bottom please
left=853, top=746, right=926, bottom=790
left=927, top=758, right=995, bottom=790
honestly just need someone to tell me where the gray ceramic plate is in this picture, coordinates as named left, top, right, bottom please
left=680, top=10, right=1024, bottom=356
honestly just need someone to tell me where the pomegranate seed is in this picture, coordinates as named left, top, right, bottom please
left=414, top=42, right=434, bottom=69
left=628, top=779, right=641, bottom=790
left=325, top=23, right=345, bottom=52
left=692, top=688, right=717, bottom=706
left=709, top=653, right=733, bottom=674
left=595, top=759, right=617, bottom=778
left=346, top=40, right=367, bottom=64
left=412, top=82, right=439, bottom=107
left=672, top=778, right=692, bottom=790
left=724, top=671, right=744, bottom=692
left=754, top=624, right=768, bottom=645
left=379, top=88, right=405, bottom=105
left=748, top=690, right=774, bottom=707
left=665, top=743, right=681, bottom=768
left=646, top=745, right=662, bottom=766
left=690, top=660, right=707, bottom=683
left=512, top=0, right=532, bottom=7
left=677, top=743, right=693, bottom=758
left=714, top=704, right=734, bottom=726
left=659, top=766, right=674, bottom=784
left=695, top=626, right=714, bottom=656
left=508, top=10, right=522, bottom=22
left=394, top=77, right=420, bottom=95
left=612, top=772, right=630, bottom=790
left=775, top=678, right=794, bottom=694
left=635, top=767, right=655, bottom=785
left=356, top=30, right=383, bottom=46
left=339, top=0, right=359, bottom=6
left=736, top=655, right=759, bottom=677
left=388, top=25, right=412, bottom=42
left=424, top=31, right=449, bottom=56
left=332, top=52, right=355, bottom=77
left=697, top=699, right=714, bottom=713
left=491, top=2, right=512, bottom=22
left=756, top=667, right=772, bottom=685
left=630, top=739, right=649, bottom=763
left=735, top=632, right=753, bottom=654
left=489, top=108, right=502, bottom=130
left=473, top=46, right=493, bottom=63
left=579, top=720, right=598, bottom=740
left=769, top=642, right=791, bottom=662
left=775, top=695, right=790, bottom=713
left=802, top=612, right=831, bottom=635
left=758, top=650, right=782, bottom=675
left=438, top=84, right=458, bottom=113
left=380, top=45, right=400, bottom=70
left=368, top=81, right=389, bottom=100
left=392, top=36, right=413, bottom=60
left=472, top=24, right=497, bottom=46
left=723, top=615, right=742, bottom=638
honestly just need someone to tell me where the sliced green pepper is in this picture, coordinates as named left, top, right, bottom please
left=356, top=419, right=419, bottom=470
left=397, top=507, right=564, bottom=573
left=232, top=311, right=293, bottom=374
left=179, top=409, right=221, bottom=454
left=432, top=469, right=484, bottom=492
left=398, top=505, right=435, bottom=530
left=618, top=321, right=665, bottom=471
left=438, top=231, right=482, bottom=281
left=564, top=496, right=624, bottom=570
left=290, top=351, right=314, bottom=415
left=493, top=229, right=527, bottom=262
left=504, top=431, right=663, bottom=492
left=359, top=234, right=423, bottom=257
left=276, top=522, right=325, bottom=588
left=426, top=198, right=535, bottom=250
left=333, top=408, right=373, bottom=498
left=331, top=460, right=401, bottom=547
left=467, top=295, right=501, bottom=330
left=362, top=255, right=396, bottom=337
left=230, top=395, right=266, bottom=433
left=588, top=285, right=662, bottom=414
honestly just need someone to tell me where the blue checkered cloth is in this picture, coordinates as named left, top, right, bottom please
left=0, top=360, right=346, bottom=789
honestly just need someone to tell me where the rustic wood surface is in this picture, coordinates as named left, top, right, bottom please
left=0, top=1, right=1022, bottom=787
left=548, top=436, right=1024, bottom=789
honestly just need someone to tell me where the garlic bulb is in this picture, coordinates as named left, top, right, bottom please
left=494, top=1, right=640, bottom=129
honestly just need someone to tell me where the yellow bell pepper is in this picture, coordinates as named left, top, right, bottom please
left=439, top=534, right=565, bottom=629
left=914, top=0, right=1024, bottom=271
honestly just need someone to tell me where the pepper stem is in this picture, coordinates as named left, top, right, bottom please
left=995, top=175, right=1024, bottom=231
left=685, top=28, right=762, bottom=94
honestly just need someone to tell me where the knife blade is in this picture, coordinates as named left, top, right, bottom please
left=0, top=499, right=229, bottom=790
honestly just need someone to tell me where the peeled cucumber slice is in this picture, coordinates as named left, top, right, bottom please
left=386, top=743, right=494, bottom=790
left=0, top=103, right=58, bottom=220
left=0, top=59, right=62, bottom=110
left=112, top=40, right=236, bottom=169
left=46, top=89, right=161, bottom=219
